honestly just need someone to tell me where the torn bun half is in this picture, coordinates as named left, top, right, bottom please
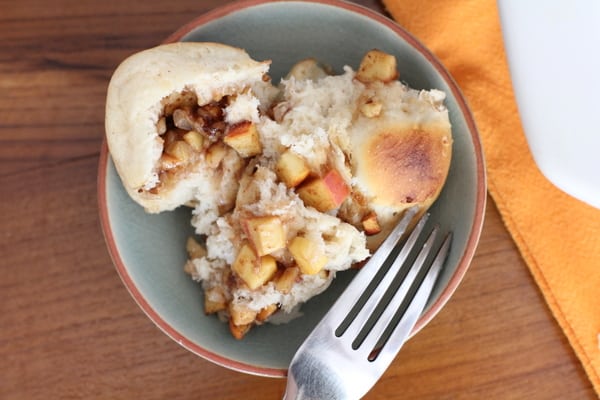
left=347, top=87, right=452, bottom=249
left=105, top=42, right=271, bottom=212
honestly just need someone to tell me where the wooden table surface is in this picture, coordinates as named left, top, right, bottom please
left=1, top=0, right=596, bottom=399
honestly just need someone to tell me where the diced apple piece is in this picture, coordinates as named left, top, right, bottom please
left=204, top=298, right=226, bottom=315
left=361, top=212, right=382, bottom=235
left=203, top=287, right=227, bottom=314
left=356, top=49, right=398, bottom=84
left=242, top=216, right=286, bottom=256
left=186, top=237, right=207, bottom=259
left=285, top=58, right=328, bottom=81
left=297, top=169, right=350, bottom=212
left=223, top=121, right=262, bottom=157
left=164, top=140, right=194, bottom=162
left=360, top=99, right=383, bottom=118
left=229, top=302, right=258, bottom=326
left=182, top=130, right=205, bottom=151
left=163, top=129, right=179, bottom=148
left=275, top=266, right=300, bottom=294
left=256, top=304, right=278, bottom=322
left=159, top=154, right=180, bottom=170
left=229, top=319, right=251, bottom=340
left=276, top=150, right=311, bottom=188
left=231, top=244, right=278, bottom=290
left=183, top=260, right=196, bottom=276
left=156, top=116, right=167, bottom=135
left=288, top=236, right=328, bottom=275
left=205, top=141, right=228, bottom=167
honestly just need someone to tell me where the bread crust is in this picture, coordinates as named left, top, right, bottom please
left=348, top=96, right=452, bottom=250
left=105, top=42, right=270, bottom=212
left=358, top=122, right=451, bottom=208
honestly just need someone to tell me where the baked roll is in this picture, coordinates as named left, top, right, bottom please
left=346, top=81, right=452, bottom=249
left=105, top=42, right=271, bottom=212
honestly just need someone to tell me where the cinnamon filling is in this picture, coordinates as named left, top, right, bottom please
left=147, top=93, right=238, bottom=194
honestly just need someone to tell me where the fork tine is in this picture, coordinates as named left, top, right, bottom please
left=335, top=212, right=430, bottom=340
left=325, top=206, right=420, bottom=329
left=355, top=225, right=440, bottom=359
left=370, top=231, right=452, bottom=369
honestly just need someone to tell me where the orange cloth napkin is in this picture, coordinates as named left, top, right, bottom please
left=381, top=0, right=600, bottom=393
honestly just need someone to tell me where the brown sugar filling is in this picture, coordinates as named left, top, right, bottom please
left=147, top=93, right=233, bottom=194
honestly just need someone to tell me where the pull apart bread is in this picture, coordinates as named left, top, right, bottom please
left=105, top=43, right=452, bottom=339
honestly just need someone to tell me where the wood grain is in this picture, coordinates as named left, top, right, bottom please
left=0, top=0, right=595, bottom=399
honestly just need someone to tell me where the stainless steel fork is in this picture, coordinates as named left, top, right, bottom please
left=283, top=207, right=452, bottom=400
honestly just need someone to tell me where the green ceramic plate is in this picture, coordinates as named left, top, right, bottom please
left=98, top=0, right=486, bottom=377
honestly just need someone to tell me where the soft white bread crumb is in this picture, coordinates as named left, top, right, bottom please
left=225, top=92, right=261, bottom=124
